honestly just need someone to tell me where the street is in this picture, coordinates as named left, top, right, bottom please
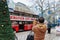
left=15, top=28, right=60, bottom=40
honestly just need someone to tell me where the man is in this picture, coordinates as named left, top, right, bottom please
left=47, top=21, right=52, bottom=34
left=32, top=17, right=47, bottom=40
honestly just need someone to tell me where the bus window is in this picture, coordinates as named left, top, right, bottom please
left=23, top=21, right=25, bottom=24
left=19, top=22, right=22, bottom=24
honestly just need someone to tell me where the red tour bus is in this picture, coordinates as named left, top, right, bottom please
left=10, top=11, right=39, bottom=32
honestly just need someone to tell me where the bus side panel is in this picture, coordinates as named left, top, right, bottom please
left=24, top=24, right=28, bottom=30
left=24, top=24, right=33, bottom=30
left=12, top=25, right=19, bottom=32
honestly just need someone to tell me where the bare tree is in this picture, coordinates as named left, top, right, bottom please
left=35, top=0, right=45, bottom=17
left=35, top=0, right=56, bottom=17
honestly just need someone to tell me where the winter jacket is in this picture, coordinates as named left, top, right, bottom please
left=32, top=23, right=47, bottom=40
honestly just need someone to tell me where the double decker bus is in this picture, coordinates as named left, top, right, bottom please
left=10, top=10, right=39, bottom=32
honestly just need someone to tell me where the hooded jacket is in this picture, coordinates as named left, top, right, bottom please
left=32, top=24, right=47, bottom=40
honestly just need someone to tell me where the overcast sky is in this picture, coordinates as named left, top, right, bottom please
left=13, top=0, right=59, bottom=6
left=12, top=0, right=59, bottom=15
left=13, top=0, right=36, bottom=6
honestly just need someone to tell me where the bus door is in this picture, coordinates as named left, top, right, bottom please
left=19, top=21, right=24, bottom=31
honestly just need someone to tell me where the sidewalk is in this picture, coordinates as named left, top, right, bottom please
left=15, top=28, right=60, bottom=40
left=45, top=28, right=60, bottom=40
